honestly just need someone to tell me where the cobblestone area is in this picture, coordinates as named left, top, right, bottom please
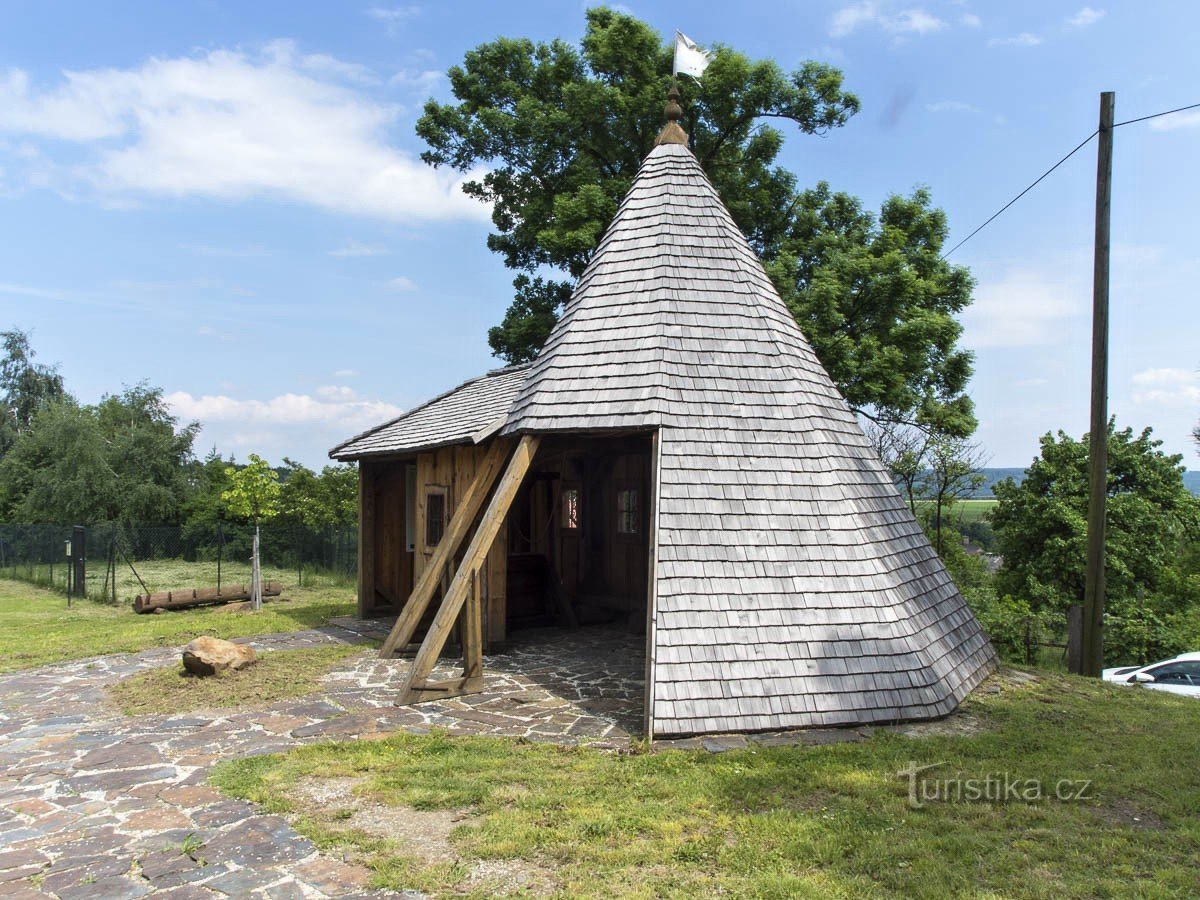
left=0, top=624, right=646, bottom=898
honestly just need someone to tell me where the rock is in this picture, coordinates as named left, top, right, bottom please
left=181, top=637, right=256, bottom=677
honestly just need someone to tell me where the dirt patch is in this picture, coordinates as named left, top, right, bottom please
left=886, top=713, right=985, bottom=738
left=1090, top=798, right=1165, bottom=831
left=294, top=776, right=470, bottom=865
left=291, top=776, right=557, bottom=894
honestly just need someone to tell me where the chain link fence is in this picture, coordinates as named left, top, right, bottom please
left=0, top=522, right=357, bottom=605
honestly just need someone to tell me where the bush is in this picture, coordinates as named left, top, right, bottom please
left=1104, top=601, right=1188, bottom=666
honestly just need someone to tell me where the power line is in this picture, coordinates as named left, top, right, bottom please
left=940, top=99, right=1200, bottom=260
left=941, top=130, right=1097, bottom=260
left=1115, top=100, right=1200, bottom=128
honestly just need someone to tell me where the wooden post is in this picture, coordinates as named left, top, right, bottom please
left=399, top=434, right=539, bottom=702
left=358, top=462, right=377, bottom=618
left=1082, top=91, right=1114, bottom=678
left=379, top=437, right=514, bottom=657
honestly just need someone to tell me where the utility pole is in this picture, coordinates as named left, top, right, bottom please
left=1081, top=91, right=1114, bottom=677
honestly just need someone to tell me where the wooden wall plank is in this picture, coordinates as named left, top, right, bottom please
left=378, top=438, right=513, bottom=657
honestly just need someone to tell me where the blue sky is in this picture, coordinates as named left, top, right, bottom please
left=1, top=1, right=1197, bottom=469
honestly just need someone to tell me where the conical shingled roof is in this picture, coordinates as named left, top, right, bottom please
left=505, top=141, right=996, bottom=736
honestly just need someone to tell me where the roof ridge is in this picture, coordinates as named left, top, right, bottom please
left=328, top=361, right=530, bottom=458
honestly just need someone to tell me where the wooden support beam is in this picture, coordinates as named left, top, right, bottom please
left=378, top=437, right=513, bottom=658
left=357, top=462, right=376, bottom=618
left=398, top=434, right=540, bottom=703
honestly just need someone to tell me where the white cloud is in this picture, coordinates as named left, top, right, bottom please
left=1066, top=7, right=1106, bottom=27
left=180, top=242, right=269, bottom=258
left=166, top=387, right=402, bottom=428
left=366, top=5, right=422, bottom=34
left=988, top=32, right=1043, bottom=47
left=927, top=100, right=980, bottom=114
left=830, top=2, right=946, bottom=37
left=0, top=280, right=68, bottom=300
left=1131, top=368, right=1200, bottom=407
left=389, top=69, right=442, bottom=94
left=332, top=369, right=359, bottom=378
left=329, top=239, right=391, bottom=258
left=1150, top=110, right=1200, bottom=131
left=960, top=12, right=982, bottom=27
left=963, top=268, right=1083, bottom=347
left=0, top=42, right=488, bottom=223
left=385, top=276, right=418, bottom=292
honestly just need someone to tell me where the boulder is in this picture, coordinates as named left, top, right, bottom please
left=182, top=636, right=257, bottom=676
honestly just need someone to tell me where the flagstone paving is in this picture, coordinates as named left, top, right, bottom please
left=0, top=623, right=646, bottom=898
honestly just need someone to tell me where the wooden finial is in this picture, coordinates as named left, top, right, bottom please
left=655, top=82, right=688, bottom=145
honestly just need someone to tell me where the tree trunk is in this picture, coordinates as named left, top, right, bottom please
left=251, top=524, right=262, bottom=611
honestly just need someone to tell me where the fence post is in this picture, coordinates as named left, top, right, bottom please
left=71, top=525, right=86, bottom=600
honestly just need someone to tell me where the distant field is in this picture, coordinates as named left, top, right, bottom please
left=916, top=498, right=997, bottom=525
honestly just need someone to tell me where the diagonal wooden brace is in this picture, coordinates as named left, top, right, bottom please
left=378, top=437, right=513, bottom=658
left=398, top=434, right=540, bottom=703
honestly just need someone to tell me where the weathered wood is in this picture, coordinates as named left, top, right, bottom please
left=1082, top=90, right=1114, bottom=678
left=379, top=437, right=514, bottom=658
left=358, top=461, right=377, bottom=618
left=399, top=434, right=540, bottom=703
left=134, top=582, right=282, bottom=613
left=463, top=569, right=483, bottom=681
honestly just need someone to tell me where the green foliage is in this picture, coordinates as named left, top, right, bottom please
left=0, top=328, right=66, bottom=456
left=0, top=384, right=198, bottom=524
left=278, top=459, right=357, bottom=527
left=1104, top=599, right=1185, bottom=667
left=768, top=186, right=977, bottom=437
left=993, top=422, right=1200, bottom=617
left=222, top=454, right=281, bottom=525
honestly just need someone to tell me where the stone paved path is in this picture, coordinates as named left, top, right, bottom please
left=0, top=623, right=646, bottom=898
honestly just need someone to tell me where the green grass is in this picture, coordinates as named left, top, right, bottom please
left=212, top=672, right=1200, bottom=898
left=0, top=576, right=355, bottom=673
left=6, top=555, right=353, bottom=605
left=108, top=643, right=368, bottom=716
left=915, top=498, right=997, bottom=526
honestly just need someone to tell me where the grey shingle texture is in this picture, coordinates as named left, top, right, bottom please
left=330, top=364, right=529, bottom=460
left=502, top=142, right=997, bottom=736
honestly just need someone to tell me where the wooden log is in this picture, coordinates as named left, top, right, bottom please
left=379, top=437, right=514, bottom=658
left=399, top=434, right=539, bottom=703
left=134, top=581, right=282, bottom=613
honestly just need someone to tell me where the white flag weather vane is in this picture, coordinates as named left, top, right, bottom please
left=673, top=32, right=711, bottom=78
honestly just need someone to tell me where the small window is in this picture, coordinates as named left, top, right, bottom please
left=562, top=487, right=580, bottom=530
left=617, top=488, right=640, bottom=535
left=425, top=488, right=447, bottom=549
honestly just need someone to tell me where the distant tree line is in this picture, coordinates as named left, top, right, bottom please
left=0, top=330, right=355, bottom=531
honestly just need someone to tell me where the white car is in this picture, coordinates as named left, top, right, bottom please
left=1102, top=652, right=1200, bottom=698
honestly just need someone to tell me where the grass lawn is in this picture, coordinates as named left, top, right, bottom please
left=108, top=643, right=368, bottom=715
left=915, top=498, right=997, bottom=526
left=213, top=672, right=1200, bottom=898
left=0, top=576, right=355, bottom=673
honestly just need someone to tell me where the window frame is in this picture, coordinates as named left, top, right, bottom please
left=615, top=481, right=643, bottom=539
left=561, top=484, right=581, bottom=533
left=423, top=485, right=450, bottom=552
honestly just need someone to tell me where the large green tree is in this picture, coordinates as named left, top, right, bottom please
left=992, top=422, right=1200, bottom=618
left=418, top=7, right=976, bottom=436
left=0, top=384, right=198, bottom=524
left=0, top=329, right=66, bottom=456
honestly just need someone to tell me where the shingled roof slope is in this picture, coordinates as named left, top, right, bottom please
left=504, top=141, right=996, bottom=736
left=330, top=364, right=528, bottom=460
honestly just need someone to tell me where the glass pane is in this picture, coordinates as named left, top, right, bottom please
left=562, top=489, right=580, bottom=529
left=426, top=492, right=445, bottom=547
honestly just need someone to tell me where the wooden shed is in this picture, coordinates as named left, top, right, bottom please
left=332, top=106, right=996, bottom=738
